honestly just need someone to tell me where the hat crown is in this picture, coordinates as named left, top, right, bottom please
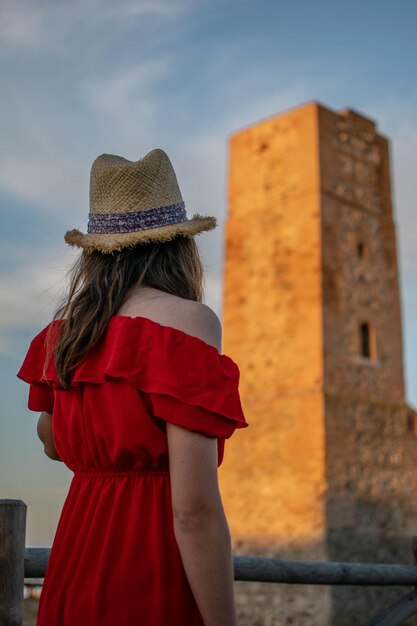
left=89, top=149, right=183, bottom=215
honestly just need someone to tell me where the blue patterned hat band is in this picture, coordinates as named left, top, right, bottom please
left=87, top=203, right=187, bottom=234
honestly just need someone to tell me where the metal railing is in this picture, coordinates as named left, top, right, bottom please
left=1, top=500, right=417, bottom=626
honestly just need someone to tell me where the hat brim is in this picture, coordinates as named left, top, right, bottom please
left=64, top=214, right=217, bottom=254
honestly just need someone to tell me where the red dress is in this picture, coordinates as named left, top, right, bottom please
left=16, top=315, right=248, bottom=626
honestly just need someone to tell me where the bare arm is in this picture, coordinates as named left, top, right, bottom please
left=167, top=424, right=237, bottom=626
left=37, top=412, right=62, bottom=461
left=166, top=303, right=237, bottom=626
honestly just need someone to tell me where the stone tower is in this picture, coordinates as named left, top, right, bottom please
left=219, top=101, right=417, bottom=625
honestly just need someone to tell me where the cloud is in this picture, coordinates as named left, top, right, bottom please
left=0, top=0, right=184, bottom=215
left=81, top=58, right=171, bottom=151
left=0, top=153, right=88, bottom=215
left=0, top=242, right=74, bottom=357
left=0, top=0, right=188, bottom=54
left=0, top=56, right=171, bottom=214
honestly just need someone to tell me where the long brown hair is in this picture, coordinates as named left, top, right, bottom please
left=44, top=236, right=205, bottom=390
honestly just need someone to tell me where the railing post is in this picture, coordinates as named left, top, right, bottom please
left=0, top=500, right=27, bottom=626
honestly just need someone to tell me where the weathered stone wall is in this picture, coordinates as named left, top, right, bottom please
left=220, top=103, right=325, bottom=541
left=320, top=106, right=417, bottom=624
left=325, top=395, right=417, bottom=625
left=220, top=101, right=417, bottom=625
left=319, top=105, right=405, bottom=403
left=220, top=102, right=331, bottom=624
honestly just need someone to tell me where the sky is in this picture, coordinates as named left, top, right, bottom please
left=1, top=0, right=416, bottom=546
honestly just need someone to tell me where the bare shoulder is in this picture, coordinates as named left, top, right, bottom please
left=170, top=300, right=222, bottom=352
left=117, top=287, right=222, bottom=352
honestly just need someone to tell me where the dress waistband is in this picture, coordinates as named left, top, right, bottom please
left=74, top=469, right=169, bottom=478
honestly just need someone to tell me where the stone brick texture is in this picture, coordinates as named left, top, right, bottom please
left=219, top=101, right=417, bottom=625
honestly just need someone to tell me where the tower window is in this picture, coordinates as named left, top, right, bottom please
left=357, top=241, right=368, bottom=259
left=359, top=321, right=377, bottom=359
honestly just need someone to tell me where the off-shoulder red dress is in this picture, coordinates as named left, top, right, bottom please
left=16, top=315, right=248, bottom=626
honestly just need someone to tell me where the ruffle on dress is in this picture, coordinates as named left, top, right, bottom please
left=16, top=315, right=248, bottom=439
left=27, top=381, right=55, bottom=414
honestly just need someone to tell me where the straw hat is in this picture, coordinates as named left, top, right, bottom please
left=64, top=149, right=217, bottom=254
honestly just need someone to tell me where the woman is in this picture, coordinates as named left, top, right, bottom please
left=17, top=149, right=248, bottom=626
